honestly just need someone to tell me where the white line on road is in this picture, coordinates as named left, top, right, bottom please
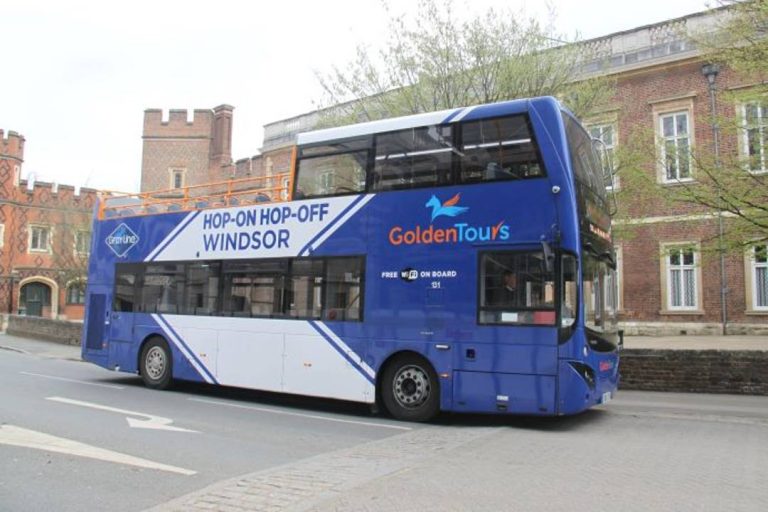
left=188, top=397, right=413, bottom=431
left=46, top=396, right=199, bottom=433
left=20, top=371, right=125, bottom=390
left=0, top=425, right=196, bottom=475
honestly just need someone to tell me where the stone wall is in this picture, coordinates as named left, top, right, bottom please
left=620, top=349, right=768, bottom=395
left=6, top=314, right=82, bottom=345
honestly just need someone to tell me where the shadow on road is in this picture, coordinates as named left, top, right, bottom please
left=104, top=374, right=609, bottom=431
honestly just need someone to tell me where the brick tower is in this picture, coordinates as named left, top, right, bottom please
left=140, top=105, right=234, bottom=192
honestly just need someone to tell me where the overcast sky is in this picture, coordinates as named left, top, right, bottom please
left=2, top=0, right=710, bottom=192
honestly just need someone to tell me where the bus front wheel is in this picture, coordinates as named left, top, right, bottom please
left=140, top=337, right=173, bottom=390
left=381, top=354, right=439, bottom=422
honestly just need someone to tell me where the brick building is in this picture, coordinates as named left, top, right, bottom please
left=140, top=105, right=235, bottom=192
left=1, top=130, right=98, bottom=320
left=140, top=7, right=767, bottom=335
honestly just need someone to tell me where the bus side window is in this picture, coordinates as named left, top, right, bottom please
left=323, top=257, right=363, bottom=321
left=114, top=265, right=138, bottom=312
left=460, top=115, right=544, bottom=183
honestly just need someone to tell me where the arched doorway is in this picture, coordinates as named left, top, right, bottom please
left=20, top=282, right=52, bottom=317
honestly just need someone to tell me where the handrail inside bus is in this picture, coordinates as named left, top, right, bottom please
left=98, top=173, right=293, bottom=220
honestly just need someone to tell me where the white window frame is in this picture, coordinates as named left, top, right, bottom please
left=659, top=111, right=692, bottom=183
left=740, top=101, right=768, bottom=174
left=662, top=244, right=700, bottom=312
left=29, top=225, right=52, bottom=253
left=168, top=168, right=186, bottom=189
left=588, top=123, right=619, bottom=190
left=0, top=223, right=4, bottom=248
left=75, top=230, right=91, bottom=256
left=746, top=243, right=768, bottom=312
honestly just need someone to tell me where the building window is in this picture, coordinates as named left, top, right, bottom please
left=67, top=282, right=86, bottom=305
left=29, top=225, right=51, bottom=253
left=75, top=231, right=91, bottom=255
left=589, top=124, right=618, bottom=190
left=742, top=102, right=768, bottom=173
left=0, top=223, right=4, bottom=248
left=748, top=244, right=768, bottom=310
left=169, top=169, right=186, bottom=189
left=665, top=246, right=699, bottom=310
left=660, top=112, right=691, bottom=182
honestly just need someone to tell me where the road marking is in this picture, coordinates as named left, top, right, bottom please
left=188, top=397, right=413, bottom=431
left=0, top=425, right=196, bottom=475
left=46, top=396, right=199, bottom=433
left=20, top=371, right=125, bottom=390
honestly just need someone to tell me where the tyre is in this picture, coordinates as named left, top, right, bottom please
left=139, top=337, right=173, bottom=390
left=381, top=354, right=440, bottom=422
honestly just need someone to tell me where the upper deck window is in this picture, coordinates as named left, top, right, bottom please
left=295, top=113, right=546, bottom=199
left=460, top=116, right=543, bottom=182
left=295, top=138, right=370, bottom=198
left=373, top=126, right=453, bottom=191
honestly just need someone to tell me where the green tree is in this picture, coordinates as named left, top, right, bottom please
left=315, top=0, right=614, bottom=126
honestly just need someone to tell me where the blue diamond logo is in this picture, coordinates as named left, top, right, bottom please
left=105, top=223, right=139, bottom=257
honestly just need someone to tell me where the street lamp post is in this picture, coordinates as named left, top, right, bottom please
left=701, top=63, right=728, bottom=336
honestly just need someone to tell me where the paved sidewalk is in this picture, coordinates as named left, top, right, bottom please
left=0, top=332, right=82, bottom=360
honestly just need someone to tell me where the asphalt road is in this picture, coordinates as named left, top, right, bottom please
left=1, top=343, right=767, bottom=512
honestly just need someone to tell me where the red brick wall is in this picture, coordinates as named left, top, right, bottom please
left=614, top=60, right=766, bottom=331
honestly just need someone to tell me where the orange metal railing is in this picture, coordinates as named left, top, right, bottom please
left=98, top=173, right=293, bottom=220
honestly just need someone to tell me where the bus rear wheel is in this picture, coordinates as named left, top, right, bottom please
left=381, top=355, right=439, bottom=422
left=140, top=337, right=173, bottom=390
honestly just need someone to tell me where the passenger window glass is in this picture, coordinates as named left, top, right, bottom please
left=479, top=251, right=555, bottom=325
left=141, top=263, right=185, bottom=314
left=114, top=265, right=138, bottom=312
left=324, top=257, right=363, bottom=321
left=296, top=151, right=368, bottom=198
left=460, top=116, right=543, bottom=182
left=373, top=125, right=453, bottom=191
left=288, top=259, right=324, bottom=319
left=221, top=260, right=287, bottom=317
left=184, top=262, right=220, bottom=315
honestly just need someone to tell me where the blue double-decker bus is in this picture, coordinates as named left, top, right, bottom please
left=81, top=96, right=620, bottom=421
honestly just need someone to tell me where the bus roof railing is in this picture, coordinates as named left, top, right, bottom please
left=98, top=172, right=293, bottom=220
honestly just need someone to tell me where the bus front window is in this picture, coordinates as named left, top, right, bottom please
left=583, top=254, right=618, bottom=334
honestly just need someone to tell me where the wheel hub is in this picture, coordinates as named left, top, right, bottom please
left=145, top=347, right=166, bottom=380
left=393, top=365, right=430, bottom=409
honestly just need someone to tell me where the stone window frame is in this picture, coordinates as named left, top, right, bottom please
left=65, top=278, right=87, bottom=305
left=744, top=242, right=768, bottom=314
left=738, top=100, right=768, bottom=175
left=651, top=96, right=696, bottom=185
left=28, top=224, right=53, bottom=253
left=659, top=241, right=704, bottom=315
left=0, top=223, right=4, bottom=248
left=586, top=114, right=620, bottom=191
left=168, top=168, right=187, bottom=190
left=74, top=230, right=91, bottom=256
